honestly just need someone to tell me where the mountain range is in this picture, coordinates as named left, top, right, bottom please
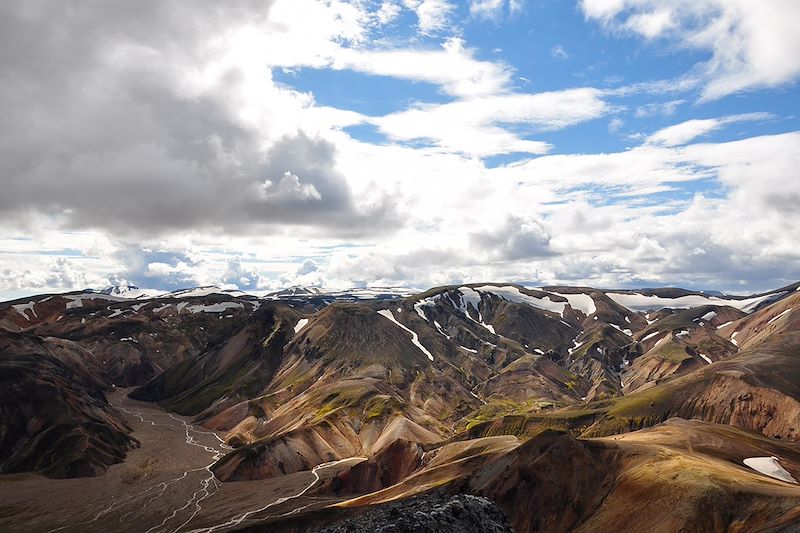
left=0, top=281, right=799, bottom=532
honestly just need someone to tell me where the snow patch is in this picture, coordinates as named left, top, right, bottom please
left=768, top=309, right=791, bottom=325
left=166, top=286, right=245, bottom=299
left=698, top=353, right=713, bottom=364
left=377, top=309, right=434, bottom=361
left=743, top=457, right=798, bottom=484
left=476, top=285, right=567, bottom=316
left=413, top=298, right=435, bottom=321
left=185, top=302, right=244, bottom=313
left=433, top=320, right=450, bottom=339
left=607, top=292, right=783, bottom=313
left=609, top=323, right=633, bottom=336
left=294, top=318, right=309, bottom=333
left=64, top=294, right=121, bottom=309
left=700, top=310, right=717, bottom=321
left=568, top=340, right=585, bottom=355
left=641, top=331, right=661, bottom=342
left=546, top=291, right=597, bottom=316
left=12, top=301, right=38, bottom=320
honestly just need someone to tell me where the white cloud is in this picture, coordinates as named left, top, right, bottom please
left=646, top=112, right=775, bottom=147
left=3, top=131, right=799, bottom=297
left=331, top=40, right=512, bottom=97
left=470, top=0, right=524, bottom=20
left=222, top=257, right=262, bottom=289
left=470, top=0, right=503, bottom=19
left=403, top=0, right=456, bottom=34
left=0, top=1, right=797, bottom=301
left=372, top=88, right=610, bottom=156
left=376, top=1, right=401, bottom=25
left=261, top=171, right=322, bottom=202
left=581, top=0, right=800, bottom=100
left=634, top=99, right=684, bottom=117
left=624, top=9, right=674, bottom=39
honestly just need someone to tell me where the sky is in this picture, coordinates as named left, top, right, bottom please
left=1, top=0, right=799, bottom=300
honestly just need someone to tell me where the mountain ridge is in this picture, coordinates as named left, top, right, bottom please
left=1, top=280, right=799, bottom=531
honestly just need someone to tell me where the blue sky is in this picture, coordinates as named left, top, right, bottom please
left=0, top=0, right=798, bottom=299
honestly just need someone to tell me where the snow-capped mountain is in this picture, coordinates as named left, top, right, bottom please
left=97, top=285, right=166, bottom=299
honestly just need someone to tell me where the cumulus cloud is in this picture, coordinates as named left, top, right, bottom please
left=111, top=247, right=202, bottom=290
left=296, top=259, right=319, bottom=276
left=470, top=216, right=555, bottom=261
left=0, top=257, right=106, bottom=295
left=222, top=257, right=262, bottom=289
left=0, top=1, right=797, bottom=300
left=0, top=2, right=397, bottom=238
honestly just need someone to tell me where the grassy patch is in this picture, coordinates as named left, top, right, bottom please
left=363, top=395, right=402, bottom=420
left=463, top=398, right=558, bottom=430
left=650, top=342, right=692, bottom=363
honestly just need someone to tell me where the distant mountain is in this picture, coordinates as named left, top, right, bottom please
left=265, top=285, right=417, bottom=301
left=265, top=285, right=323, bottom=298
left=97, top=284, right=165, bottom=299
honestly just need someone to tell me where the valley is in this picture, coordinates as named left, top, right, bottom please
left=0, top=388, right=359, bottom=533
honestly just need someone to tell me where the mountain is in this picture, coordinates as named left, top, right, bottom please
left=0, top=281, right=799, bottom=532
left=97, top=285, right=166, bottom=299
left=266, top=286, right=323, bottom=298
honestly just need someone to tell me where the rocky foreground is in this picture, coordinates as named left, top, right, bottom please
left=314, top=493, right=512, bottom=533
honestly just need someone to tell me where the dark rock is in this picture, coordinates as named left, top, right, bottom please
left=314, top=492, right=513, bottom=533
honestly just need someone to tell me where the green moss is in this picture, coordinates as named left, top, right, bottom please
left=261, top=320, right=282, bottom=349
left=650, top=342, right=692, bottom=363
left=463, top=398, right=559, bottom=430
left=363, top=395, right=400, bottom=420
left=308, top=385, right=379, bottom=423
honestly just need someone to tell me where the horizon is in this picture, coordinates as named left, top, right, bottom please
left=4, top=278, right=798, bottom=305
left=1, top=1, right=798, bottom=300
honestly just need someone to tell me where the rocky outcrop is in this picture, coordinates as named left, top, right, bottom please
left=0, top=332, right=137, bottom=478
left=314, top=493, right=512, bottom=533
